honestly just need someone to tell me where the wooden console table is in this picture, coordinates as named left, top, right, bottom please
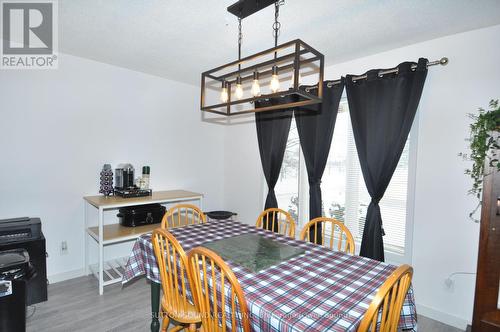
left=84, top=190, right=203, bottom=295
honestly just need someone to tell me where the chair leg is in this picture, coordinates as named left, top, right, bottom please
left=161, top=313, right=169, bottom=332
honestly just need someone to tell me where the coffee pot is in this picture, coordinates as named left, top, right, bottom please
left=115, top=163, right=135, bottom=190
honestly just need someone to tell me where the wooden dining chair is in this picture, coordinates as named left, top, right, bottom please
left=255, top=208, right=296, bottom=237
left=152, top=228, right=201, bottom=332
left=161, top=204, right=206, bottom=229
left=357, top=264, right=413, bottom=332
left=299, top=217, right=355, bottom=254
left=187, top=247, right=251, bottom=332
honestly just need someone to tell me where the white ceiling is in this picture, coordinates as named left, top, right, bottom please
left=60, top=0, right=500, bottom=85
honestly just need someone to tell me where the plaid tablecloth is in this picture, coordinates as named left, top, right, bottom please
left=122, top=220, right=417, bottom=331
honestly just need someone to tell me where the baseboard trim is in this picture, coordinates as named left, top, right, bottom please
left=47, top=268, right=86, bottom=284
left=417, top=302, right=469, bottom=330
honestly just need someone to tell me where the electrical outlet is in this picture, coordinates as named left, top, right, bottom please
left=61, top=241, right=68, bottom=255
left=444, top=277, right=454, bottom=291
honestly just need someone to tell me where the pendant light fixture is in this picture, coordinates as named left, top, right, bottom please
left=201, top=0, right=324, bottom=116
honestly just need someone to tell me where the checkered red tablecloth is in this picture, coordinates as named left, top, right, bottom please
left=122, top=220, right=417, bottom=331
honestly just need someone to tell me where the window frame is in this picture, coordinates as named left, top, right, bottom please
left=263, top=97, right=419, bottom=265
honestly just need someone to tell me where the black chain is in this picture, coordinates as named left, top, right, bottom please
left=273, top=0, right=284, bottom=59
left=273, top=0, right=284, bottom=47
left=238, top=19, right=242, bottom=44
left=238, top=17, right=242, bottom=70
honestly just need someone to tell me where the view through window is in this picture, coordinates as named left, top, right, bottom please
left=274, top=123, right=300, bottom=223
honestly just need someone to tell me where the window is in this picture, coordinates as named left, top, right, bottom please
left=274, top=123, right=300, bottom=222
left=273, top=100, right=415, bottom=261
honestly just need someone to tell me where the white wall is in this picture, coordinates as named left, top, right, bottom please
left=0, top=54, right=225, bottom=280
left=223, top=25, right=500, bottom=328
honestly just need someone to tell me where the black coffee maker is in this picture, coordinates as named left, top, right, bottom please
left=114, top=163, right=135, bottom=190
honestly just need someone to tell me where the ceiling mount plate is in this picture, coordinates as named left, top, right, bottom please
left=227, top=0, right=276, bottom=19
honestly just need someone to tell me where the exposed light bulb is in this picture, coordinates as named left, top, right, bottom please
left=235, top=84, right=243, bottom=99
left=220, top=88, right=228, bottom=103
left=251, top=71, right=261, bottom=96
left=220, top=81, right=228, bottom=103
left=270, top=75, right=280, bottom=92
left=251, top=80, right=261, bottom=96
left=235, top=76, right=243, bottom=99
left=270, top=66, right=280, bottom=93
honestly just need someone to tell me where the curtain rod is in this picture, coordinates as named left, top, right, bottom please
left=305, top=57, right=448, bottom=92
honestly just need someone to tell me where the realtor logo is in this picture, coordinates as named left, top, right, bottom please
left=1, top=0, right=58, bottom=69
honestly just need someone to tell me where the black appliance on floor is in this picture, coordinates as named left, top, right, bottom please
left=0, top=217, right=47, bottom=305
left=0, top=248, right=36, bottom=332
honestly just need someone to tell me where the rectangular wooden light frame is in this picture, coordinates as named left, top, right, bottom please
left=201, top=39, right=324, bottom=116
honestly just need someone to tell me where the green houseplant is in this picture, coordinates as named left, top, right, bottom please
left=460, top=99, right=500, bottom=221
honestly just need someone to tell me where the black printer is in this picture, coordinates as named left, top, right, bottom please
left=0, top=217, right=46, bottom=305
left=0, top=217, right=42, bottom=243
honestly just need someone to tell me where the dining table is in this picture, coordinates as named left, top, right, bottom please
left=122, top=219, right=417, bottom=332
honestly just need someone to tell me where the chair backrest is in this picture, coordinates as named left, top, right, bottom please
left=161, top=204, right=206, bottom=229
left=299, top=217, right=355, bottom=254
left=255, top=208, right=296, bottom=237
left=357, top=264, right=413, bottom=332
left=187, top=247, right=251, bottom=332
left=152, top=228, right=193, bottom=317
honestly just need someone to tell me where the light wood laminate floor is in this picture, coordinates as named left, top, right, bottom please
left=27, top=275, right=464, bottom=332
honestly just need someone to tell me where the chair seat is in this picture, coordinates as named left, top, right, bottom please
left=161, top=291, right=201, bottom=324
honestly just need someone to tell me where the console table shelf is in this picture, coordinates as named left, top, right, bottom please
left=84, top=189, right=203, bottom=295
left=87, top=223, right=159, bottom=245
left=89, top=257, right=127, bottom=285
left=84, top=190, right=202, bottom=209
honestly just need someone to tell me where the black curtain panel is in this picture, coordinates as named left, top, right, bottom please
left=346, top=58, right=428, bottom=261
left=255, top=97, right=294, bottom=231
left=295, top=79, right=345, bottom=244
